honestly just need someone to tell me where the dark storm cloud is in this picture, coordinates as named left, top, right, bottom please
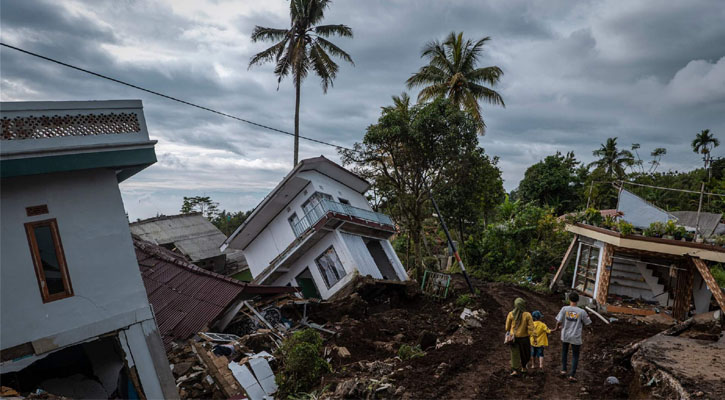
left=2, top=0, right=724, bottom=219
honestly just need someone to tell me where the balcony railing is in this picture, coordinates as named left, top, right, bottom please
left=292, top=199, right=394, bottom=237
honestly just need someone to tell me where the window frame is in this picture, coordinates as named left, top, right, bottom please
left=314, top=246, right=347, bottom=289
left=574, top=243, right=599, bottom=296
left=24, top=218, right=74, bottom=303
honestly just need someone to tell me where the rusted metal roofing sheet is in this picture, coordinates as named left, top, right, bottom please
left=133, top=237, right=296, bottom=350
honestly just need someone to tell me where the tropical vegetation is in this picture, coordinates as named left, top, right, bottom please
left=249, top=0, right=354, bottom=166
left=406, top=32, right=504, bottom=133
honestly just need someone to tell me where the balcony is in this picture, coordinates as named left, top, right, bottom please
left=1, top=100, right=157, bottom=182
left=292, top=199, right=394, bottom=238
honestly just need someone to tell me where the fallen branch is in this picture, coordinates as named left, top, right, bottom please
left=585, top=306, right=610, bottom=325
left=660, top=317, right=693, bottom=337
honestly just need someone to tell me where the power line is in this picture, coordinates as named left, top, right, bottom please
left=621, top=180, right=725, bottom=197
left=0, top=42, right=354, bottom=152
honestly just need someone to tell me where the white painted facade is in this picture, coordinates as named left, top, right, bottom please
left=224, top=157, right=408, bottom=300
left=0, top=100, right=177, bottom=398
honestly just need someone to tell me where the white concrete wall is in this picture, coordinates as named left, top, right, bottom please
left=0, top=169, right=152, bottom=349
left=245, top=170, right=372, bottom=277
left=268, top=231, right=357, bottom=299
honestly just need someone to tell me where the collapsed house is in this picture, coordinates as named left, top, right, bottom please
left=132, top=236, right=296, bottom=349
left=221, top=156, right=408, bottom=300
left=552, top=189, right=725, bottom=320
left=130, top=212, right=249, bottom=279
left=0, top=100, right=178, bottom=398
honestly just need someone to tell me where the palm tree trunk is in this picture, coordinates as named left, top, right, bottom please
left=294, top=78, right=301, bottom=166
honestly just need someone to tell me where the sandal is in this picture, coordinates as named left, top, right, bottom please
left=510, top=371, right=519, bottom=376
left=560, top=370, right=567, bottom=376
left=568, top=376, right=578, bottom=382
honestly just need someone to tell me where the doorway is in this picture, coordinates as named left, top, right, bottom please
left=295, top=267, right=321, bottom=299
left=365, top=239, right=399, bottom=281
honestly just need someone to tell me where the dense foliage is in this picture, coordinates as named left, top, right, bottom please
left=341, top=96, right=504, bottom=279
left=516, top=151, right=586, bottom=214
left=463, top=199, right=572, bottom=283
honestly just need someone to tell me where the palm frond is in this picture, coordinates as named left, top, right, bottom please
left=248, top=39, right=288, bottom=68
left=250, top=26, right=289, bottom=42
left=316, top=37, right=354, bottom=64
left=314, top=24, right=353, bottom=38
left=468, top=83, right=505, bottom=107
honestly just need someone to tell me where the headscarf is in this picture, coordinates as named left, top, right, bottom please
left=512, top=297, right=526, bottom=326
left=532, top=310, right=543, bottom=321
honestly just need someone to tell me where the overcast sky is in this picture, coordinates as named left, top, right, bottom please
left=2, top=0, right=724, bottom=220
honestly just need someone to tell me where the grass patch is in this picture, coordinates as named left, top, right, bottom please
left=397, top=344, right=425, bottom=361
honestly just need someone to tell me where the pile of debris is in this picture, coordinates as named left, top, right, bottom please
left=165, top=292, right=341, bottom=400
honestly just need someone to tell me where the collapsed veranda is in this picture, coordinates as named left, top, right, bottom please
left=552, top=189, right=725, bottom=320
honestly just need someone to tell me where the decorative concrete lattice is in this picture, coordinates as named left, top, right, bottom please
left=1, top=113, right=141, bottom=140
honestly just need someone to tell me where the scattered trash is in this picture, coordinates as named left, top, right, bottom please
left=605, top=376, right=620, bottom=385
left=459, top=307, right=487, bottom=328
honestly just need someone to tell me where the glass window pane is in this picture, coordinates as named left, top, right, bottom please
left=33, top=225, right=65, bottom=295
left=315, top=247, right=346, bottom=289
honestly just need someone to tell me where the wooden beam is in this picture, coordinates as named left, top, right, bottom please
left=672, top=263, right=694, bottom=320
left=595, top=244, right=614, bottom=305
left=690, top=257, right=725, bottom=313
left=550, top=235, right=578, bottom=290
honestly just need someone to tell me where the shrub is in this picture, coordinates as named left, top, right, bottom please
left=275, top=329, right=331, bottom=398
left=711, top=264, right=725, bottom=288
left=617, top=220, right=634, bottom=236
left=397, top=344, right=425, bottom=360
left=584, top=208, right=603, bottom=226
left=644, top=221, right=665, bottom=237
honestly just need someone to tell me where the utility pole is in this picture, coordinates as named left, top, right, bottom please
left=427, top=187, right=476, bottom=294
left=695, top=182, right=705, bottom=241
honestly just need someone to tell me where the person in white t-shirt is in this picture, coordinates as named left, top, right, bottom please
left=555, top=292, right=592, bottom=382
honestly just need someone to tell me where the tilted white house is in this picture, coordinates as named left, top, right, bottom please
left=221, top=156, right=408, bottom=299
left=0, top=100, right=178, bottom=398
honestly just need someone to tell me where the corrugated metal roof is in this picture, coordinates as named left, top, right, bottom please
left=130, top=213, right=228, bottom=261
left=671, top=211, right=724, bottom=237
left=133, top=237, right=296, bottom=350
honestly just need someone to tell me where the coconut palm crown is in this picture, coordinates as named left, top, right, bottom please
left=588, top=137, right=635, bottom=179
left=249, top=0, right=353, bottom=166
left=406, top=32, right=504, bottom=134
left=691, top=129, right=720, bottom=169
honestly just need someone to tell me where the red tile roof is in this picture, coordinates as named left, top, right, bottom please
left=133, top=237, right=295, bottom=350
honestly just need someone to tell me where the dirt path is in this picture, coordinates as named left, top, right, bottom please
left=313, top=277, right=666, bottom=399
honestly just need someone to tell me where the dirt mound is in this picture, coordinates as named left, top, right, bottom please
left=309, top=275, right=669, bottom=399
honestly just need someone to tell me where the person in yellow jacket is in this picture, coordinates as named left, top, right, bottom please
left=529, top=310, right=554, bottom=369
left=505, top=297, right=534, bottom=376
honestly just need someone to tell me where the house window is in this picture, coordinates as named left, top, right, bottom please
left=302, top=192, right=333, bottom=216
left=315, top=246, right=347, bottom=289
left=288, top=213, right=300, bottom=236
left=574, top=243, right=600, bottom=296
left=24, top=219, right=73, bottom=302
left=338, top=198, right=350, bottom=205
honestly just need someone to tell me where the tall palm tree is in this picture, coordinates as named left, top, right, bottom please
left=588, top=137, right=635, bottom=179
left=249, top=0, right=353, bottom=166
left=692, top=129, right=720, bottom=177
left=406, top=32, right=504, bottom=133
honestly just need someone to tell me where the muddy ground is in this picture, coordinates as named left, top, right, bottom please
left=306, top=275, right=668, bottom=399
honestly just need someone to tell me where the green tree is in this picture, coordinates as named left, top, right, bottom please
left=406, top=32, right=504, bottom=133
left=434, top=149, right=504, bottom=245
left=180, top=196, right=219, bottom=219
left=588, top=137, right=635, bottom=180
left=340, top=96, right=481, bottom=279
left=692, top=129, right=720, bottom=179
left=517, top=151, right=585, bottom=214
left=249, top=0, right=353, bottom=166
left=212, top=210, right=252, bottom=236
